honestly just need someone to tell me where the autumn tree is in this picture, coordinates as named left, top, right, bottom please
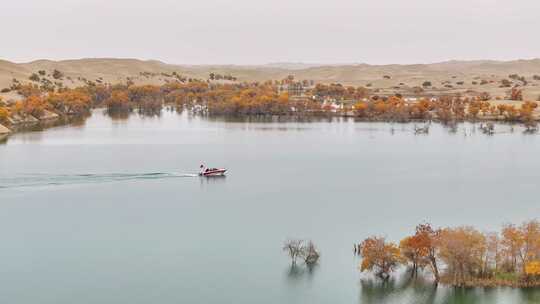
left=501, top=224, right=524, bottom=272
left=415, top=223, right=441, bottom=282
left=362, top=220, right=540, bottom=287
left=105, top=90, right=130, bottom=112
left=127, top=85, right=162, bottom=103
left=525, top=261, right=540, bottom=278
left=354, top=101, right=368, bottom=117
left=519, top=101, right=538, bottom=130
left=23, top=95, right=48, bottom=117
left=485, top=232, right=502, bottom=275
left=46, top=89, right=92, bottom=115
left=409, top=99, right=432, bottom=119
left=517, top=220, right=540, bottom=273
left=434, top=101, right=453, bottom=123
left=437, top=226, right=486, bottom=286
left=128, top=85, right=163, bottom=114
left=0, top=106, right=8, bottom=123
left=496, top=104, right=507, bottom=116
left=505, top=105, right=519, bottom=121
left=86, top=84, right=111, bottom=106
left=358, top=236, right=403, bottom=280
left=399, top=235, right=427, bottom=275
left=468, top=103, right=480, bottom=119
left=10, top=101, right=24, bottom=117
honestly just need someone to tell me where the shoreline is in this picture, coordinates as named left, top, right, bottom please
left=3, top=104, right=540, bottom=138
left=440, top=278, right=540, bottom=288
left=0, top=113, right=89, bottom=137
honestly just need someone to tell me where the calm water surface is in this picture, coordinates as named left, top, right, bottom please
left=1, top=110, right=539, bottom=304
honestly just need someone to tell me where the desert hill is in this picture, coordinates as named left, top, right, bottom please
left=1, top=58, right=540, bottom=101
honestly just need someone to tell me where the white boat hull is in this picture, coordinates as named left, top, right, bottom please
left=200, top=169, right=227, bottom=176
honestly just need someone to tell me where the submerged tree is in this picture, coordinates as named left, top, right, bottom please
left=282, top=239, right=320, bottom=265
left=415, top=223, right=441, bottom=283
left=358, top=236, right=403, bottom=280
left=105, top=90, right=130, bottom=112
left=303, top=241, right=320, bottom=265
left=399, top=235, right=427, bottom=276
left=437, top=226, right=486, bottom=286
left=283, top=239, right=305, bottom=265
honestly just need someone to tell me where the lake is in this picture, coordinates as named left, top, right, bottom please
left=1, top=109, right=539, bottom=304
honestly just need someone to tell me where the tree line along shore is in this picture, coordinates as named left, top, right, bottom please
left=355, top=220, right=540, bottom=288
left=1, top=73, right=540, bottom=138
left=282, top=220, right=540, bottom=288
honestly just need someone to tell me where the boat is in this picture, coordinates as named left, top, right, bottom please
left=199, top=165, right=227, bottom=176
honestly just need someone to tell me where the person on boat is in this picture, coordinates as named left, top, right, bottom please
left=200, top=165, right=214, bottom=174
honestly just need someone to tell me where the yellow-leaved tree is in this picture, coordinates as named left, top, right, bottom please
left=358, top=236, right=403, bottom=280
left=525, top=261, right=540, bottom=277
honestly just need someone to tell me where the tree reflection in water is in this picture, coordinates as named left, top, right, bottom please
left=519, top=288, right=540, bottom=304
left=358, top=269, right=540, bottom=304
left=285, top=262, right=318, bottom=282
left=359, top=270, right=437, bottom=304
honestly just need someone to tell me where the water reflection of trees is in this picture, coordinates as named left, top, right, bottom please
left=441, top=287, right=502, bottom=304
left=519, top=288, right=540, bottom=304
left=106, top=109, right=130, bottom=120
left=203, top=114, right=347, bottom=124
left=359, top=270, right=437, bottom=304
left=285, top=262, right=318, bottom=282
left=358, top=270, right=516, bottom=304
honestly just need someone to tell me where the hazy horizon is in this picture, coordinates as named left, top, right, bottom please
left=3, top=0, right=540, bottom=65
left=3, top=56, right=540, bottom=67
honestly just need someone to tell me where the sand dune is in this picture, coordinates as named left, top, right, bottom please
left=1, top=58, right=540, bottom=100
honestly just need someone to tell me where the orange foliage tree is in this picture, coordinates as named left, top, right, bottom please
left=399, top=235, right=427, bottom=275
left=525, top=261, right=540, bottom=277
left=46, top=89, right=92, bottom=115
left=413, top=223, right=441, bottom=282
left=354, top=101, right=368, bottom=117
left=437, top=226, right=487, bottom=286
left=23, top=95, right=48, bottom=117
left=105, top=90, right=130, bottom=112
left=519, top=101, right=538, bottom=129
left=0, top=97, right=8, bottom=123
left=358, top=236, right=403, bottom=280
left=517, top=220, right=540, bottom=272
left=501, top=223, right=525, bottom=272
left=0, top=106, right=8, bottom=123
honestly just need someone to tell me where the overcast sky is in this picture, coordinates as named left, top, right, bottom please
left=2, top=0, right=539, bottom=65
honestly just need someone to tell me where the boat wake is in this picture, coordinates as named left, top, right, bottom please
left=0, top=172, right=199, bottom=189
